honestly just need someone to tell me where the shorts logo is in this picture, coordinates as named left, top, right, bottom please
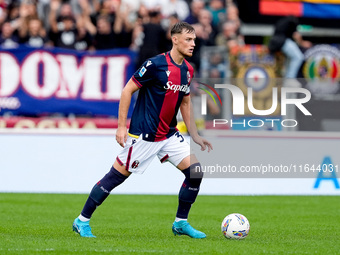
left=131, top=160, right=139, bottom=169
left=131, top=139, right=137, bottom=145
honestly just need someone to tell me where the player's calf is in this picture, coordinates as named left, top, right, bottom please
left=176, top=162, right=203, bottom=219
left=80, top=166, right=129, bottom=219
left=173, top=163, right=206, bottom=238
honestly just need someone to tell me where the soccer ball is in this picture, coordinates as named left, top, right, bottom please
left=221, top=213, right=250, bottom=239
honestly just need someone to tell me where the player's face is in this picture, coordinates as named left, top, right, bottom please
left=176, top=31, right=196, bottom=58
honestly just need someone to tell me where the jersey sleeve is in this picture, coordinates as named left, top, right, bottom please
left=132, top=59, right=157, bottom=88
left=184, top=86, right=190, bottom=96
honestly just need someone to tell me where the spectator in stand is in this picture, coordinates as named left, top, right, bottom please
left=5, top=2, right=20, bottom=31
left=226, top=3, right=241, bottom=36
left=91, top=0, right=118, bottom=26
left=206, top=0, right=225, bottom=28
left=35, top=0, right=50, bottom=30
left=130, top=6, right=145, bottom=52
left=160, top=0, right=190, bottom=21
left=70, top=0, right=97, bottom=51
left=9, top=0, right=39, bottom=33
left=195, top=9, right=217, bottom=46
left=70, top=0, right=100, bottom=20
left=187, top=23, right=203, bottom=70
left=0, top=0, right=8, bottom=27
left=93, top=14, right=118, bottom=49
left=268, top=16, right=311, bottom=80
left=0, top=21, right=19, bottom=48
left=58, top=1, right=74, bottom=18
left=121, top=0, right=141, bottom=13
left=113, top=3, right=134, bottom=48
left=130, top=4, right=153, bottom=52
left=134, top=4, right=150, bottom=25
left=92, top=0, right=133, bottom=50
left=208, top=53, right=226, bottom=78
left=184, top=0, right=205, bottom=24
left=37, top=0, right=73, bottom=33
left=74, top=18, right=95, bottom=51
left=136, top=10, right=167, bottom=67
left=20, top=0, right=38, bottom=19
left=165, top=13, right=180, bottom=50
left=215, top=20, right=244, bottom=50
left=0, top=0, right=245, bottom=56
left=48, top=0, right=78, bottom=49
left=19, top=17, right=50, bottom=47
left=140, top=0, right=163, bottom=10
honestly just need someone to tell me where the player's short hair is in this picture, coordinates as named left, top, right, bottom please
left=170, top=22, right=195, bottom=36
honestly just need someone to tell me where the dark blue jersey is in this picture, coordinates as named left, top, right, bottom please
left=129, top=52, right=194, bottom=142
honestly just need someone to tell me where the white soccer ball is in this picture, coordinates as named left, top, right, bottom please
left=221, top=213, right=250, bottom=239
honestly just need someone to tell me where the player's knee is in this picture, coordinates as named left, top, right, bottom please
left=113, top=160, right=131, bottom=177
left=190, top=162, right=204, bottom=180
left=185, top=162, right=203, bottom=187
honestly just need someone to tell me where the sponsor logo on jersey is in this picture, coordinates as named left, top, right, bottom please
left=164, top=81, right=189, bottom=93
left=166, top=70, right=171, bottom=77
left=187, top=71, right=191, bottom=83
left=139, top=66, right=147, bottom=77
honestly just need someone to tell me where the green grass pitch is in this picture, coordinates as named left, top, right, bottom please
left=0, top=193, right=339, bottom=254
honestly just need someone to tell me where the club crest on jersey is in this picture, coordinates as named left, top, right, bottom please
left=131, top=160, right=140, bottom=169
left=187, top=71, right=191, bottom=83
left=139, top=66, right=147, bottom=77
left=166, top=70, right=171, bottom=77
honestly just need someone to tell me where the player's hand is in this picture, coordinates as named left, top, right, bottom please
left=116, top=126, right=127, bottom=147
left=193, top=135, right=213, bottom=152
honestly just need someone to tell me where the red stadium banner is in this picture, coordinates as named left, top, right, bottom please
left=259, top=0, right=340, bottom=18
left=260, top=0, right=302, bottom=16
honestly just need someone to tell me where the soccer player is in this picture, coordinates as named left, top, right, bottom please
left=72, top=21, right=212, bottom=239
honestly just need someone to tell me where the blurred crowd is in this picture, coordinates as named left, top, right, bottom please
left=0, top=0, right=244, bottom=68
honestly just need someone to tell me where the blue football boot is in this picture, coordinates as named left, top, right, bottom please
left=172, top=220, right=206, bottom=239
left=72, top=218, right=96, bottom=238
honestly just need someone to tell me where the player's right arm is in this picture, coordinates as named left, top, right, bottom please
left=116, top=78, right=140, bottom=147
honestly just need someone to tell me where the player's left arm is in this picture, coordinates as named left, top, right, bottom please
left=180, top=95, right=213, bottom=152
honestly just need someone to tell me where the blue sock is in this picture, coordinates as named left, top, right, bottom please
left=176, top=163, right=203, bottom=219
left=81, top=166, right=128, bottom=219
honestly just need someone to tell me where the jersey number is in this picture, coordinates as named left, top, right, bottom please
left=175, top=132, right=184, bottom=143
